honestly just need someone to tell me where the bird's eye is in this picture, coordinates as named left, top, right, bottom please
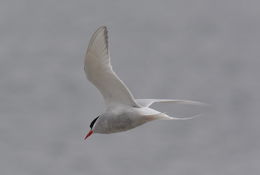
left=90, top=116, right=99, bottom=129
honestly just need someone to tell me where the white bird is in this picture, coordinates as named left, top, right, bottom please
left=84, top=26, right=204, bottom=139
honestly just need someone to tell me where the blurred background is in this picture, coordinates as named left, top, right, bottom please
left=1, top=0, right=259, bottom=174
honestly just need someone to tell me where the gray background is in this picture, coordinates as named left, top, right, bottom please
left=1, top=0, right=259, bottom=175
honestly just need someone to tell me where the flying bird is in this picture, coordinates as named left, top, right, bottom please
left=84, top=26, right=203, bottom=139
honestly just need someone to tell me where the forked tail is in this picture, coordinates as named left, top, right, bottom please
left=156, top=112, right=202, bottom=120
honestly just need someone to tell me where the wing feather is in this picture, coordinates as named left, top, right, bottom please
left=84, top=26, right=139, bottom=108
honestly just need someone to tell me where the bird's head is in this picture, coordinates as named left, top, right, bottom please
left=84, top=116, right=100, bottom=140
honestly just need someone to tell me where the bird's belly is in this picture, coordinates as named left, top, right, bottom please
left=96, top=113, right=155, bottom=134
left=107, top=118, right=142, bottom=133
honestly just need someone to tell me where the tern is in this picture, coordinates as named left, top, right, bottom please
left=84, top=26, right=203, bottom=139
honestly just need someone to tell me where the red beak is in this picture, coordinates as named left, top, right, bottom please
left=84, top=130, right=94, bottom=140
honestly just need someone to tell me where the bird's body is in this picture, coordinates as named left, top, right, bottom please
left=93, top=106, right=170, bottom=134
left=84, top=26, right=204, bottom=139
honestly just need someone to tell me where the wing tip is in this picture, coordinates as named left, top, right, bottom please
left=96, top=26, right=108, bottom=35
left=85, top=26, right=109, bottom=59
left=95, top=26, right=108, bottom=35
left=90, top=25, right=108, bottom=49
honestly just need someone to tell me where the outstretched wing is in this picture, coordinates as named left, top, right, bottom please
left=136, top=99, right=206, bottom=107
left=84, top=26, right=139, bottom=108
